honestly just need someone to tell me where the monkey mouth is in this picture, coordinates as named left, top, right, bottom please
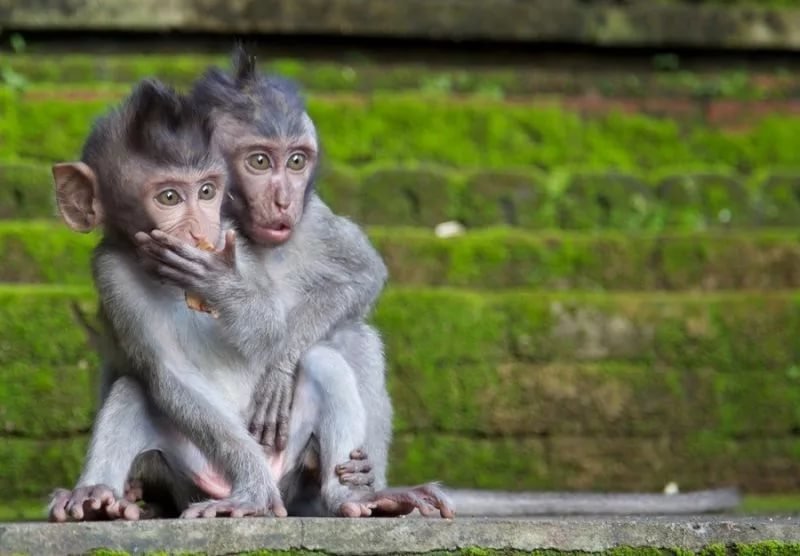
left=251, top=221, right=293, bottom=244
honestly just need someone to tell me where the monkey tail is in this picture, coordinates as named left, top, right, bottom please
left=69, top=300, right=101, bottom=352
left=440, top=487, right=741, bottom=516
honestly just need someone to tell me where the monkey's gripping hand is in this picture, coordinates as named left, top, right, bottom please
left=134, top=229, right=238, bottom=296
left=134, top=229, right=285, bottom=361
left=249, top=365, right=295, bottom=451
left=48, top=485, right=141, bottom=522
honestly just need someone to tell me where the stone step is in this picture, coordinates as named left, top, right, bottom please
left=4, top=163, right=800, bottom=230
left=1, top=516, right=799, bottom=555
left=2, top=286, right=800, bottom=496
left=6, top=221, right=800, bottom=290
left=2, top=0, right=800, bottom=50
left=4, top=89, right=800, bottom=172
left=7, top=54, right=800, bottom=104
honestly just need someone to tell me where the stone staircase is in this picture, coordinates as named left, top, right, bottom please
left=2, top=45, right=800, bottom=526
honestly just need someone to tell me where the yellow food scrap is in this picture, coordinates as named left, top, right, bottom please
left=185, top=236, right=219, bottom=318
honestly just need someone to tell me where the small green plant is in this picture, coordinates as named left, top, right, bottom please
left=0, top=32, right=28, bottom=91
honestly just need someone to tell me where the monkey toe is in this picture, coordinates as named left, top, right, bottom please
left=181, top=497, right=277, bottom=519
left=349, top=449, right=368, bottom=460
left=339, top=501, right=372, bottom=518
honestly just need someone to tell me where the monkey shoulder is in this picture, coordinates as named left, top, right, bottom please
left=303, top=195, right=386, bottom=278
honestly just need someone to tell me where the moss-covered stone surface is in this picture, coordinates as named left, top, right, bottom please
left=6, top=90, right=800, bottom=172
left=3, top=0, right=800, bottom=49
left=10, top=223, right=800, bottom=290
left=3, top=286, right=800, bottom=499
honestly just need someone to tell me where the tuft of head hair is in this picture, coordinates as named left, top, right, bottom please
left=191, top=45, right=310, bottom=140
left=232, top=42, right=258, bottom=87
left=81, top=78, right=216, bottom=175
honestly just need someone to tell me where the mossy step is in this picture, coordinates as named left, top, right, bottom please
left=4, top=494, right=800, bottom=523
left=2, top=286, right=800, bottom=494
left=7, top=221, right=800, bottom=291
left=4, top=432, right=800, bottom=501
left=7, top=54, right=800, bottom=101
left=4, top=162, right=800, bottom=231
left=4, top=88, right=800, bottom=172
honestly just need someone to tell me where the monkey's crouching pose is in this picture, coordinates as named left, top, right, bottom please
left=133, top=50, right=454, bottom=518
left=48, top=79, right=293, bottom=521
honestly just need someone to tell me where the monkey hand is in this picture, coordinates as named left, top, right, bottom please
left=134, top=229, right=238, bottom=299
left=249, top=366, right=295, bottom=452
left=48, top=485, right=141, bottom=522
left=336, top=449, right=376, bottom=488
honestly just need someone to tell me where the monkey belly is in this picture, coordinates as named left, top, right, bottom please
left=191, top=467, right=232, bottom=499
left=160, top=430, right=233, bottom=499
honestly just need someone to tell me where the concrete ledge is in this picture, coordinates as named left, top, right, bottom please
left=1, top=516, right=798, bottom=555
left=2, top=0, right=800, bottom=50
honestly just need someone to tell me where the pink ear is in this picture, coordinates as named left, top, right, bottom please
left=53, top=162, right=104, bottom=232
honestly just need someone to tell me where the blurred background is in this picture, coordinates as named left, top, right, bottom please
left=1, top=0, right=800, bottom=521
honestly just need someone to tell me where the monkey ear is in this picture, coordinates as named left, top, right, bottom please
left=52, top=162, right=105, bottom=232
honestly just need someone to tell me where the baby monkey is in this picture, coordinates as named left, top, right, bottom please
left=49, top=78, right=295, bottom=521
left=49, top=75, right=442, bottom=521
left=133, top=48, right=455, bottom=518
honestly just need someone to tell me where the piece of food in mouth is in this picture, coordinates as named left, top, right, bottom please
left=185, top=237, right=219, bottom=318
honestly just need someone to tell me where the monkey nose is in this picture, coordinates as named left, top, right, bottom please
left=274, top=198, right=291, bottom=211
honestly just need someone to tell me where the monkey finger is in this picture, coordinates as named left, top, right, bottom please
left=260, top=394, right=282, bottom=448
left=222, top=229, right=237, bottom=265
left=48, top=490, right=71, bottom=522
left=271, top=499, right=288, bottom=518
left=141, top=245, right=206, bottom=279
left=133, top=231, right=154, bottom=245
left=121, top=501, right=141, bottom=521
left=336, top=459, right=372, bottom=475
left=66, top=499, right=85, bottom=520
left=338, top=473, right=375, bottom=487
left=151, top=230, right=213, bottom=264
left=350, top=449, right=368, bottom=460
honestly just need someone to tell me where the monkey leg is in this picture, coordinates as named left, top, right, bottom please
left=49, top=376, right=158, bottom=522
left=288, top=343, right=373, bottom=517
left=326, top=323, right=392, bottom=491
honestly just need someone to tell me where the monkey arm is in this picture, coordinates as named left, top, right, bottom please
left=274, top=210, right=388, bottom=375
left=134, top=229, right=288, bottom=362
left=249, top=216, right=388, bottom=450
left=93, top=246, right=285, bottom=515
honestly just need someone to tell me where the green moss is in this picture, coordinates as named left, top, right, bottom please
left=0, top=437, right=89, bottom=499
left=459, top=168, right=552, bottom=228
left=11, top=221, right=800, bottom=290
left=11, top=53, right=800, bottom=100
left=741, top=494, right=800, bottom=514
left=358, top=165, right=460, bottom=227
left=7, top=90, right=800, bottom=172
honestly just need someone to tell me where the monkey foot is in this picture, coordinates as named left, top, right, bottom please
left=124, top=479, right=144, bottom=502
left=336, top=483, right=455, bottom=519
left=49, top=485, right=141, bottom=522
left=335, top=449, right=374, bottom=487
left=180, top=494, right=287, bottom=519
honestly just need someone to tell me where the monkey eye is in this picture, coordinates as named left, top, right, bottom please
left=155, top=189, right=181, bottom=206
left=246, top=153, right=271, bottom=172
left=287, top=152, right=307, bottom=171
left=198, top=182, right=217, bottom=201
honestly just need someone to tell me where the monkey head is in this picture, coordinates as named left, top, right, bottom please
left=53, top=78, right=228, bottom=249
left=191, top=47, right=318, bottom=247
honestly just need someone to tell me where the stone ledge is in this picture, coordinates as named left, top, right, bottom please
left=2, top=0, right=800, bottom=50
left=0, top=516, right=798, bottom=555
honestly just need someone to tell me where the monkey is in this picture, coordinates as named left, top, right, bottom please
left=129, top=48, right=455, bottom=519
left=47, top=74, right=451, bottom=522
left=47, top=77, right=296, bottom=521
left=197, top=47, right=741, bottom=518
left=132, top=47, right=740, bottom=519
